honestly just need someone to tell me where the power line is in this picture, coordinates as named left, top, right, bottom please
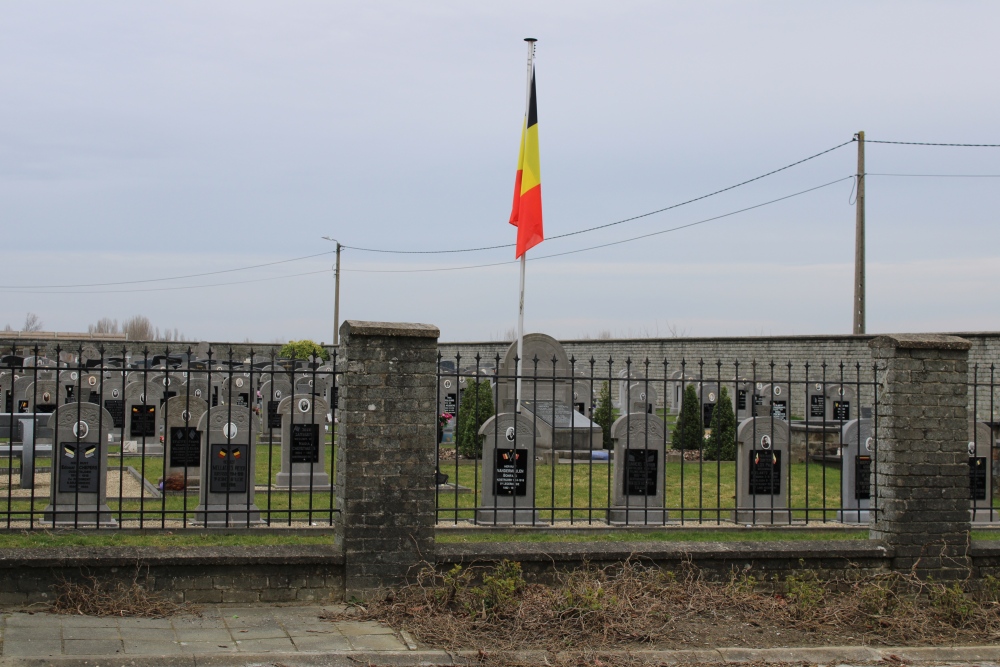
left=866, top=140, right=1000, bottom=147
left=0, top=269, right=332, bottom=295
left=341, top=139, right=856, bottom=254
left=0, top=251, right=336, bottom=290
left=341, top=176, right=853, bottom=274
left=867, top=173, right=1000, bottom=178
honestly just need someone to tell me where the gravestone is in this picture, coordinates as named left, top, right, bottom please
left=623, top=382, right=657, bottom=416
left=193, top=405, right=262, bottom=526
left=11, top=376, right=33, bottom=413
left=825, top=384, right=858, bottom=422
left=220, top=373, right=252, bottom=407
left=99, top=373, right=128, bottom=431
left=275, top=395, right=331, bottom=490
left=183, top=376, right=210, bottom=405
left=667, top=370, right=692, bottom=415
left=123, top=382, right=165, bottom=455
left=163, top=395, right=209, bottom=489
left=58, top=369, right=92, bottom=405
left=806, top=382, right=827, bottom=421
left=756, top=382, right=791, bottom=421
left=698, top=382, right=722, bottom=428
left=733, top=379, right=757, bottom=422
left=970, top=421, right=994, bottom=523
left=42, top=402, right=115, bottom=526
left=572, top=369, right=594, bottom=415
left=608, top=413, right=668, bottom=524
left=838, top=418, right=873, bottom=523
left=259, top=376, right=293, bottom=441
left=0, top=370, right=14, bottom=414
left=476, top=413, right=542, bottom=524
left=439, top=374, right=460, bottom=425
left=21, top=380, right=59, bottom=414
left=734, top=417, right=791, bottom=524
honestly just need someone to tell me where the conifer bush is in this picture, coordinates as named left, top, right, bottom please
left=671, top=384, right=704, bottom=451
left=704, top=386, right=738, bottom=460
left=455, top=379, right=495, bottom=458
left=592, top=381, right=613, bottom=449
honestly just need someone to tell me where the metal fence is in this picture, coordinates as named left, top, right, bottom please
left=436, top=351, right=895, bottom=526
left=0, top=344, right=340, bottom=529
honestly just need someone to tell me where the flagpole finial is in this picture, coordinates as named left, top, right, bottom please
left=524, top=37, right=537, bottom=42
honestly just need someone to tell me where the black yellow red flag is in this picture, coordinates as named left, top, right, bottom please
left=509, top=69, right=543, bottom=258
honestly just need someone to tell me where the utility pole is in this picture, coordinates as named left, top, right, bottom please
left=853, top=131, right=865, bottom=335
left=322, top=237, right=342, bottom=346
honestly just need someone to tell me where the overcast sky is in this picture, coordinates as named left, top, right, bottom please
left=2, top=2, right=999, bottom=343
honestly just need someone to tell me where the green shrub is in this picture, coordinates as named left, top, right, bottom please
left=456, top=379, right=495, bottom=458
left=279, top=339, right=329, bottom=362
left=672, top=384, right=703, bottom=451
left=592, top=382, right=613, bottom=449
left=704, top=386, right=738, bottom=460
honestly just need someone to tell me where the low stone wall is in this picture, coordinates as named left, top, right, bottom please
left=0, top=545, right=344, bottom=606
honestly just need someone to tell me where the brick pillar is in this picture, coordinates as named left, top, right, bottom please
left=869, top=334, right=972, bottom=579
left=336, top=321, right=439, bottom=598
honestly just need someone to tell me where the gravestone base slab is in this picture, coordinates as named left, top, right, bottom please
left=43, top=504, right=117, bottom=527
left=191, top=504, right=263, bottom=526
left=123, top=441, right=164, bottom=456
left=475, top=508, right=545, bottom=525
left=734, top=509, right=792, bottom=525
left=837, top=509, right=870, bottom=524
left=607, top=507, right=668, bottom=525
left=274, top=471, right=331, bottom=491
left=972, top=509, right=996, bottom=524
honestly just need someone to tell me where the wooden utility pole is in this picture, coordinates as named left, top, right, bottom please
left=853, top=131, right=866, bottom=334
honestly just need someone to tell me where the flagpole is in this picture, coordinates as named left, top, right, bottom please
left=516, top=37, right=536, bottom=413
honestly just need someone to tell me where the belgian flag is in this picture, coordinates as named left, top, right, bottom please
left=509, top=67, right=543, bottom=259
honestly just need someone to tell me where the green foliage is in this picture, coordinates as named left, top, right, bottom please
left=279, top=339, right=329, bottom=362
left=592, top=382, right=613, bottom=449
left=671, top=384, right=704, bottom=451
left=466, top=560, right=525, bottom=619
left=930, top=581, right=978, bottom=625
left=704, top=386, right=738, bottom=461
left=784, top=568, right=825, bottom=618
left=456, top=379, right=495, bottom=458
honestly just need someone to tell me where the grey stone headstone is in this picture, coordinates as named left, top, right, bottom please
left=476, top=413, right=543, bottom=525
left=838, top=418, right=873, bottom=523
left=58, top=369, right=99, bottom=405
left=220, top=373, right=253, bottom=407
left=497, top=333, right=572, bottom=410
left=12, top=376, right=34, bottom=413
left=623, top=382, right=657, bottom=416
left=825, top=384, right=858, bottom=422
left=734, top=417, right=791, bottom=524
left=193, top=405, right=262, bottom=526
left=260, top=377, right=293, bottom=435
left=608, top=413, right=667, bottom=524
left=43, top=402, right=116, bottom=527
left=667, top=370, right=696, bottom=415
left=123, top=381, right=165, bottom=455
left=756, top=382, right=791, bottom=421
left=163, top=395, right=209, bottom=488
left=275, top=394, right=331, bottom=491
left=970, top=421, right=994, bottom=523
left=21, top=380, right=59, bottom=415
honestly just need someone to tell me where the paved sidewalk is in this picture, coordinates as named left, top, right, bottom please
left=0, top=606, right=999, bottom=666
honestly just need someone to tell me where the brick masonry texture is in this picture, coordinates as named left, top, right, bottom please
left=336, top=321, right=440, bottom=598
left=869, top=334, right=973, bottom=580
left=440, top=332, right=1000, bottom=419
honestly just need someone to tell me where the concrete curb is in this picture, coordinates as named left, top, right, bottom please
left=2, top=645, right=1000, bottom=666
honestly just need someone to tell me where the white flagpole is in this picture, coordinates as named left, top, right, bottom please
left=516, top=38, right=536, bottom=413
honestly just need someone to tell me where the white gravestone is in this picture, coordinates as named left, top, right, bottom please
left=476, top=413, right=543, bottom=525
left=838, top=418, right=872, bottom=523
left=275, top=394, right=331, bottom=491
left=43, top=402, right=116, bottom=527
left=193, top=405, right=262, bottom=526
left=734, top=417, right=791, bottom=524
left=163, top=395, right=209, bottom=489
left=608, top=413, right=668, bottom=524
left=970, top=421, right=994, bottom=523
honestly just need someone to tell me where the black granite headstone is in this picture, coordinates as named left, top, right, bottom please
left=130, top=404, right=156, bottom=437
left=970, top=456, right=988, bottom=501
left=104, top=399, right=125, bottom=428
left=770, top=401, right=787, bottom=420
left=267, top=400, right=281, bottom=429
left=290, top=423, right=320, bottom=464
left=854, top=455, right=871, bottom=500
left=624, top=449, right=658, bottom=496
left=748, top=450, right=781, bottom=495
left=169, top=427, right=201, bottom=468
left=209, top=443, right=249, bottom=494
left=493, top=448, right=527, bottom=496
left=833, top=400, right=850, bottom=421
left=810, top=395, right=824, bottom=418
left=58, top=442, right=100, bottom=494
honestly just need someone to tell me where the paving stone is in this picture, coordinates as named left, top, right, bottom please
left=120, top=627, right=178, bottom=642
left=2, top=639, right=62, bottom=657
left=5, top=614, right=58, bottom=628
left=119, top=617, right=174, bottom=629
left=63, top=625, right=121, bottom=640
left=58, top=615, right=120, bottom=628
left=175, top=640, right=239, bottom=653
left=337, top=620, right=397, bottom=636
left=122, top=640, right=186, bottom=655
left=348, top=633, right=407, bottom=651
left=291, top=633, right=353, bottom=651
left=285, top=624, right=342, bottom=637
left=228, top=626, right=287, bottom=640
left=174, top=628, right=233, bottom=642
left=62, top=638, right=124, bottom=655
left=233, top=637, right=297, bottom=652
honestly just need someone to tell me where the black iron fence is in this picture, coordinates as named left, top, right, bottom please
left=436, top=350, right=894, bottom=526
left=0, top=343, right=340, bottom=528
